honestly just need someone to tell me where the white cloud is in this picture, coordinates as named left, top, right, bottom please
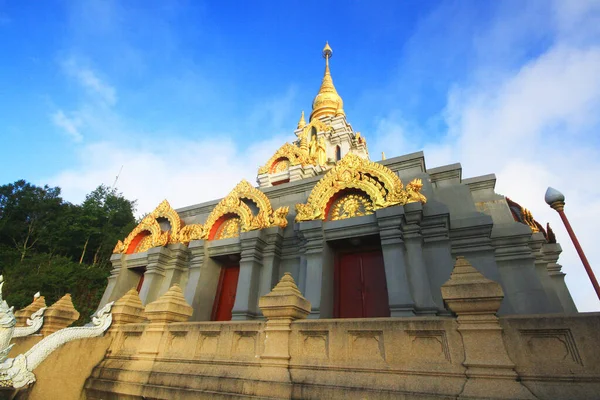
left=51, top=110, right=83, bottom=142
left=47, top=133, right=289, bottom=217
left=416, top=4, right=600, bottom=312
left=62, top=58, right=117, bottom=106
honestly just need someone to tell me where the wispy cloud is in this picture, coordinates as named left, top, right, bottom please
left=47, top=133, right=289, bottom=216
left=62, top=58, right=117, bottom=106
left=51, top=110, right=83, bottom=142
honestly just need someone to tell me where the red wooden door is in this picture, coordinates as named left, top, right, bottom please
left=212, top=264, right=240, bottom=321
left=336, top=250, right=390, bottom=318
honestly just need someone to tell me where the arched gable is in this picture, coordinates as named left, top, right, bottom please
left=295, top=153, right=427, bottom=222
left=203, top=179, right=289, bottom=240
left=258, top=143, right=311, bottom=175
left=113, top=199, right=203, bottom=254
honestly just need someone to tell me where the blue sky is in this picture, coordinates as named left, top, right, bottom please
left=1, top=0, right=600, bottom=311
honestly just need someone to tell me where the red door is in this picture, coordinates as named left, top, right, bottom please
left=336, top=251, right=390, bottom=318
left=212, top=264, right=240, bottom=321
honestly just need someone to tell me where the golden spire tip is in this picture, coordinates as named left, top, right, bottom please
left=323, top=42, right=333, bottom=59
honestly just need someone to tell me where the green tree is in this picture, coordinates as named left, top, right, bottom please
left=0, top=180, right=137, bottom=323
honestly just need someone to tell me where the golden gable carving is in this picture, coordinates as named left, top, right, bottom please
left=258, top=143, right=311, bottom=175
left=113, top=200, right=203, bottom=254
left=295, top=153, right=426, bottom=222
left=203, top=180, right=290, bottom=239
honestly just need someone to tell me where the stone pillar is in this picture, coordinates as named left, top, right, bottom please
left=258, top=226, right=284, bottom=300
left=184, top=240, right=207, bottom=320
left=110, top=288, right=146, bottom=332
left=375, top=207, right=416, bottom=316
left=156, top=243, right=189, bottom=296
left=448, top=214, right=511, bottom=313
left=139, top=285, right=192, bottom=357
left=41, top=294, right=80, bottom=336
left=297, top=220, right=325, bottom=318
left=491, top=224, right=551, bottom=314
left=138, top=247, right=168, bottom=305
left=231, top=230, right=266, bottom=320
left=258, top=273, right=311, bottom=396
left=441, top=257, right=535, bottom=400
left=529, top=232, right=563, bottom=312
left=542, top=242, right=577, bottom=313
left=15, top=295, right=46, bottom=327
left=402, top=202, right=438, bottom=314
left=98, top=254, right=124, bottom=308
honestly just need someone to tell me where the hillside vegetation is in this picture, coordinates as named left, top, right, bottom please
left=0, top=180, right=137, bottom=323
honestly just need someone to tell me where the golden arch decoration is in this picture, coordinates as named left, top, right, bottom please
left=258, top=143, right=311, bottom=175
left=203, top=179, right=290, bottom=240
left=295, top=153, right=427, bottom=222
left=113, top=200, right=204, bottom=254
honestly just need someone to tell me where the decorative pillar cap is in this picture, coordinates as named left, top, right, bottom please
left=112, top=288, right=146, bottom=326
left=41, top=294, right=80, bottom=336
left=259, top=273, right=311, bottom=320
left=45, top=294, right=80, bottom=320
left=15, top=294, right=47, bottom=326
left=145, top=284, right=192, bottom=324
left=441, top=256, right=504, bottom=315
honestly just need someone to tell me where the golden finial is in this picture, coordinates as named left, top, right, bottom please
left=381, top=152, right=386, bottom=160
left=323, top=42, right=333, bottom=60
left=297, top=110, right=306, bottom=129
left=310, top=42, right=345, bottom=121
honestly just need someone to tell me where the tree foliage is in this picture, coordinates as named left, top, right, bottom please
left=0, top=180, right=137, bottom=323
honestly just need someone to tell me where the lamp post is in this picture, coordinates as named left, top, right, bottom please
left=545, top=187, right=600, bottom=300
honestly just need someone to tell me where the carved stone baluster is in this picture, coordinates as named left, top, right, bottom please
left=441, top=256, right=534, bottom=399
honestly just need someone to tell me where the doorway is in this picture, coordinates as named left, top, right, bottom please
left=334, top=249, right=390, bottom=318
left=211, top=263, right=241, bottom=321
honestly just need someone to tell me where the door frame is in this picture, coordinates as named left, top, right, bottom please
left=333, top=245, right=384, bottom=318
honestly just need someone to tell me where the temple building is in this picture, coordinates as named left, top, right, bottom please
left=5, top=43, right=597, bottom=400
left=100, top=43, right=576, bottom=321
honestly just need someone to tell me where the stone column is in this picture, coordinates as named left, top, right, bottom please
left=491, top=224, right=551, bottom=314
left=156, top=243, right=189, bottom=296
left=138, top=247, right=168, bottom=305
left=529, top=232, right=563, bottom=312
left=257, top=273, right=311, bottom=397
left=139, top=284, right=192, bottom=357
left=231, top=230, right=266, bottom=320
left=448, top=215, right=507, bottom=312
left=297, top=220, right=325, bottom=319
left=402, top=202, right=438, bottom=314
left=375, top=207, right=416, bottom=316
left=41, top=294, right=80, bottom=336
left=542, top=242, right=577, bottom=313
left=15, top=295, right=46, bottom=327
left=98, top=254, right=124, bottom=307
left=441, top=257, right=535, bottom=400
left=184, top=240, right=206, bottom=320
left=258, top=226, right=284, bottom=299
left=106, top=288, right=146, bottom=357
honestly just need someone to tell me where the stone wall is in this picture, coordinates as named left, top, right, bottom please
left=77, top=314, right=600, bottom=400
left=81, top=268, right=599, bottom=400
left=8, top=267, right=598, bottom=400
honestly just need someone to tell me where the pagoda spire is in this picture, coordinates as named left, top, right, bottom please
left=310, top=42, right=345, bottom=121
left=297, top=110, right=306, bottom=129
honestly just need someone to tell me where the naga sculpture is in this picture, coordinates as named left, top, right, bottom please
left=0, top=276, right=114, bottom=389
left=0, top=276, right=16, bottom=363
left=13, top=307, right=46, bottom=339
